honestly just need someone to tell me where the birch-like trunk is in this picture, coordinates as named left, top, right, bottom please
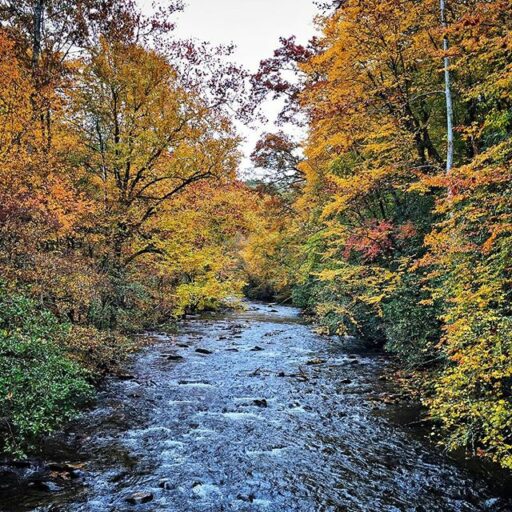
left=440, top=0, right=454, bottom=173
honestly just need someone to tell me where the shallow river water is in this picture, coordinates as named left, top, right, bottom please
left=1, top=303, right=511, bottom=511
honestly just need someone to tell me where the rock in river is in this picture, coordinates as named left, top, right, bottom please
left=195, top=348, right=213, bottom=355
left=126, top=492, right=153, bottom=505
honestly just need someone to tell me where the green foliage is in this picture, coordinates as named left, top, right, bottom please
left=0, top=286, right=93, bottom=457
left=296, top=276, right=386, bottom=341
left=382, top=272, right=442, bottom=368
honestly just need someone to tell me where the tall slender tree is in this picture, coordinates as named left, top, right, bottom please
left=440, top=0, right=454, bottom=173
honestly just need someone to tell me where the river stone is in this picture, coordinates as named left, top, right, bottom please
left=195, top=348, right=213, bottom=355
left=126, top=492, right=153, bottom=505
left=237, top=493, right=256, bottom=503
left=28, top=480, right=63, bottom=493
left=159, top=479, right=173, bottom=490
left=164, top=353, right=184, bottom=361
left=306, top=358, right=326, bottom=365
left=117, top=373, right=136, bottom=380
left=47, top=462, right=84, bottom=480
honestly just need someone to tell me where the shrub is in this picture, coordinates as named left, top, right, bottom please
left=383, top=272, right=442, bottom=368
left=0, top=286, right=93, bottom=457
left=64, top=325, right=136, bottom=378
left=428, top=314, right=512, bottom=469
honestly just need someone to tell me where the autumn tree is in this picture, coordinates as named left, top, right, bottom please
left=247, top=0, right=512, bottom=468
left=0, top=1, right=256, bottom=453
left=0, top=0, right=184, bottom=146
left=251, top=132, right=304, bottom=189
left=419, top=0, right=512, bottom=468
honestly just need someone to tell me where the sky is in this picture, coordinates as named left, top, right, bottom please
left=141, top=0, right=319, bottom=175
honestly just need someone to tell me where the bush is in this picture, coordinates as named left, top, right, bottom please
left=292, top=270, right=386, bottom=342
left=429, top=314, right=512, bottom=469
left=64, top=325, right=136, bottom=378
left=382, top=272, right=442, bottom=368
left=0, top=286, right=93, bottom=457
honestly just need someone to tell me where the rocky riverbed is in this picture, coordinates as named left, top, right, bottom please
left=1, top=303, right=511, bottom=511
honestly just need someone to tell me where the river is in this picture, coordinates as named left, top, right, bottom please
left=1, top=302, right=511, bottom=511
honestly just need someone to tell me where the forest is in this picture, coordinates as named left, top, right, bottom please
left=0, top=0, right=511, bottom=481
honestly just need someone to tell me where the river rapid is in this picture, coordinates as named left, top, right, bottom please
left=1, top=302, right=511, bottom=511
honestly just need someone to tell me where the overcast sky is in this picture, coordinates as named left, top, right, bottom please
left=141, top=0, right=319, bottom=174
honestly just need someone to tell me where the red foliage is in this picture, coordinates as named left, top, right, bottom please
left=343, top=221, right=396, bottom=261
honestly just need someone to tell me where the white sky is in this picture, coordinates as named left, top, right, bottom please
left=141, top=0, right=319, bottom=175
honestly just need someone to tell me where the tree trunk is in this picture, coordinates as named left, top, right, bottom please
left=32, top=0, right=45, bottom=70
left=440, top=0, right=454, bottom=174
